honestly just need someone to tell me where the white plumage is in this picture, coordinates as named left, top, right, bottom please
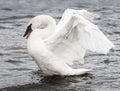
left=24, top=9, right=114, bottom=76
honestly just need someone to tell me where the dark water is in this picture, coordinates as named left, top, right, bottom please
left=0, top=0, right=120, bottom=91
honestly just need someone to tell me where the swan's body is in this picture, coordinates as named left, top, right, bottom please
left=24, top=9, right=114, bottom=76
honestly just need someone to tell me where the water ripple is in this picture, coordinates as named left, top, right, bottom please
left=0, top=15, right=34, bottom=21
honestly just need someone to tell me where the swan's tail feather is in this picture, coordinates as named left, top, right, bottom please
left=73, top=68, right=91, bottom=75
left=67, top=68, right=92, bottom=76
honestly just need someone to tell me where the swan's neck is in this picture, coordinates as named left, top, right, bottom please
left=30, top=15, right=56, bottom=40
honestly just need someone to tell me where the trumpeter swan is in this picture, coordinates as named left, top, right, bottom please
left=23, top=9, right=114, bottom=76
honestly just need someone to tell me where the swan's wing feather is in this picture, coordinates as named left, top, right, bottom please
left=75, top=14, right=114, bottom=54
left=45, top=9, right=114, bottom=65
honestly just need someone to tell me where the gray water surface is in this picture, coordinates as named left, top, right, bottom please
left=0, top=0, right=120, bottom=91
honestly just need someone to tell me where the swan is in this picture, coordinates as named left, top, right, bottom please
left=23, top=9, right=114, bottom=76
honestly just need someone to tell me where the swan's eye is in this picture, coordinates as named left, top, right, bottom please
left=38, top=24, right=48, bottom=29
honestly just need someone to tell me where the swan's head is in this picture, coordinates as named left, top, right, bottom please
left=23, top=15, right=56, bottom=39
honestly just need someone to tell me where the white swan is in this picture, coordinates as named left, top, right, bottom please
left=23, top=9, right=114, bottom=76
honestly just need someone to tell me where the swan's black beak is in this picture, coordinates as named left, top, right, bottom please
left=23, top=24, right=32, bottom=39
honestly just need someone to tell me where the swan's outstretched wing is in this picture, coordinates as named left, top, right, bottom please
left=45, top=9, right=114, bottom=65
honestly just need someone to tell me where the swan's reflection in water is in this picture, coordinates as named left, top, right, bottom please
left=28, top=70, right=95, bottom=91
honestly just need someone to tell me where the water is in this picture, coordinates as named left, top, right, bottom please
left=0, top=0, right=120, bottom=91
